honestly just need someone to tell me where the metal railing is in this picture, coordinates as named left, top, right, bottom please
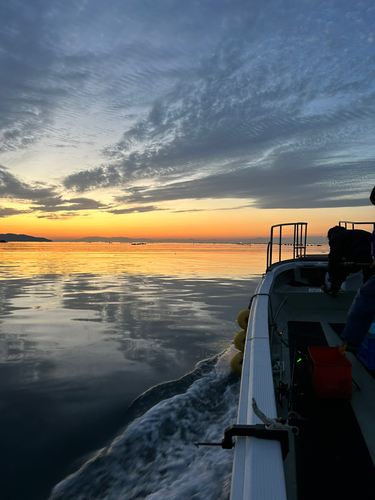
left=339, top=221, right=375, bottom=230
left=267, top=222, right=307, bottom=270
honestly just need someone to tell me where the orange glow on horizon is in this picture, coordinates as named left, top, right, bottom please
left=2, top=204, right=374, bottom=241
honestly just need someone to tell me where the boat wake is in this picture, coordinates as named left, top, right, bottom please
left=49, top=346, right=240, bottom=500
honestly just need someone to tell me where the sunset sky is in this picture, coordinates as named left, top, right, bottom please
left=1, top=0, right=375, bottom=241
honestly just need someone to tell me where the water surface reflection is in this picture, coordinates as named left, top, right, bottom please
left=0, top=242, right=329, bottom=499
left=0, top=243, right=267, bottom=500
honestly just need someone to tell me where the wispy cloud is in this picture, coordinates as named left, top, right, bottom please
left=63, top=2, right=375, bottom=210
left=1, top=0, right=375, bottom=218
left=107, top=205, right=162, bottom=215
left=36, top=212, right=91, bottom=220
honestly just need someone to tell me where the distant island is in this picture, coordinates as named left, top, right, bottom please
left=0, top=233, right=328, bottom=244
left=74, top=236, right=150, bottom=243
left=71, top=236, right=255, bottom=244
left=0, top=233, right=52, bottom=242
left=70, top=236, right=327, bottom=244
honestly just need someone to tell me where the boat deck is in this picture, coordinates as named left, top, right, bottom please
left=231, top=222, right=375, bottom=500
left=271, top=279, right=375, bottom=499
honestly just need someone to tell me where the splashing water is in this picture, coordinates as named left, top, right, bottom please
left=49, top=347, right=240, bottom=500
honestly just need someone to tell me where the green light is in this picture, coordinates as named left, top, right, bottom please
left=297, top=358, right=302, bottom=363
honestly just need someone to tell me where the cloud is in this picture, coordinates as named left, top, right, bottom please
left=0, top=0, right=232, bottom=154
left=63, top=166, right=123, bottom=192
left=32, top=196, right=108, bottom=212
left=36, top=212, right=91, bottom=220
left=0, top=166, right=57, bottom=200
left=0, top=207, right=29, bottom=218
left=0, top=166, right=108, bottom=216
left=0, top=2, right=67, bottom=152
left=2, top=0, right=375, bottom=215
left=172, top=204, right=251, bottom=213
left=107, top=205, right=161, bottom=215
left=115, top=153, right=375, bottom=209
left=57, top=1, right=375, bottom=210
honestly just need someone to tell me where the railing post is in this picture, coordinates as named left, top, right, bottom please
left=267, top=222, right=308, bottom=268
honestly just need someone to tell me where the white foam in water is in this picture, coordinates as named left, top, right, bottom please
left=50, top=347, right=240, bottom=500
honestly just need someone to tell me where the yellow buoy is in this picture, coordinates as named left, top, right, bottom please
left=237, top=309, right=250, bottom=330
left=234, top=330, right=246, bottom=352
left=231, top=351, right=244, bottom=375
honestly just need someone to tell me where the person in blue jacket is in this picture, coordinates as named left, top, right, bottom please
left=341, top=186, right=375, bottom=348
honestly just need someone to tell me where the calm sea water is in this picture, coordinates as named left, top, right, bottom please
left=0, top=242, right=328, bottom=500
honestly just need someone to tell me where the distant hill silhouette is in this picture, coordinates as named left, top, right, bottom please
left=0, top=233, right=52, bottom=242
left=75, top=236, right=149, bottom=243
left=72, top=235, right=327, bottom=244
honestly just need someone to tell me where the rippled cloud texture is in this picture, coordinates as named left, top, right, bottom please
left=1, top=0, right=375, bottom=223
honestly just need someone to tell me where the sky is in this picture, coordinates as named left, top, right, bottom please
left=1, top=0, right=375, bottom=241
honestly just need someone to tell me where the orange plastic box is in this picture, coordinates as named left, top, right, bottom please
left=308, top=346, right=352, bottom=399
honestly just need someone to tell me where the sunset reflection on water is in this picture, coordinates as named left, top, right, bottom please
left=0, top=241, right=329, bottom=500
left=0, top=242, right=271, bottom=278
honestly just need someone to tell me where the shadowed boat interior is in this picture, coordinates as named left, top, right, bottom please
left=270, top=266, right=375, bottom=499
